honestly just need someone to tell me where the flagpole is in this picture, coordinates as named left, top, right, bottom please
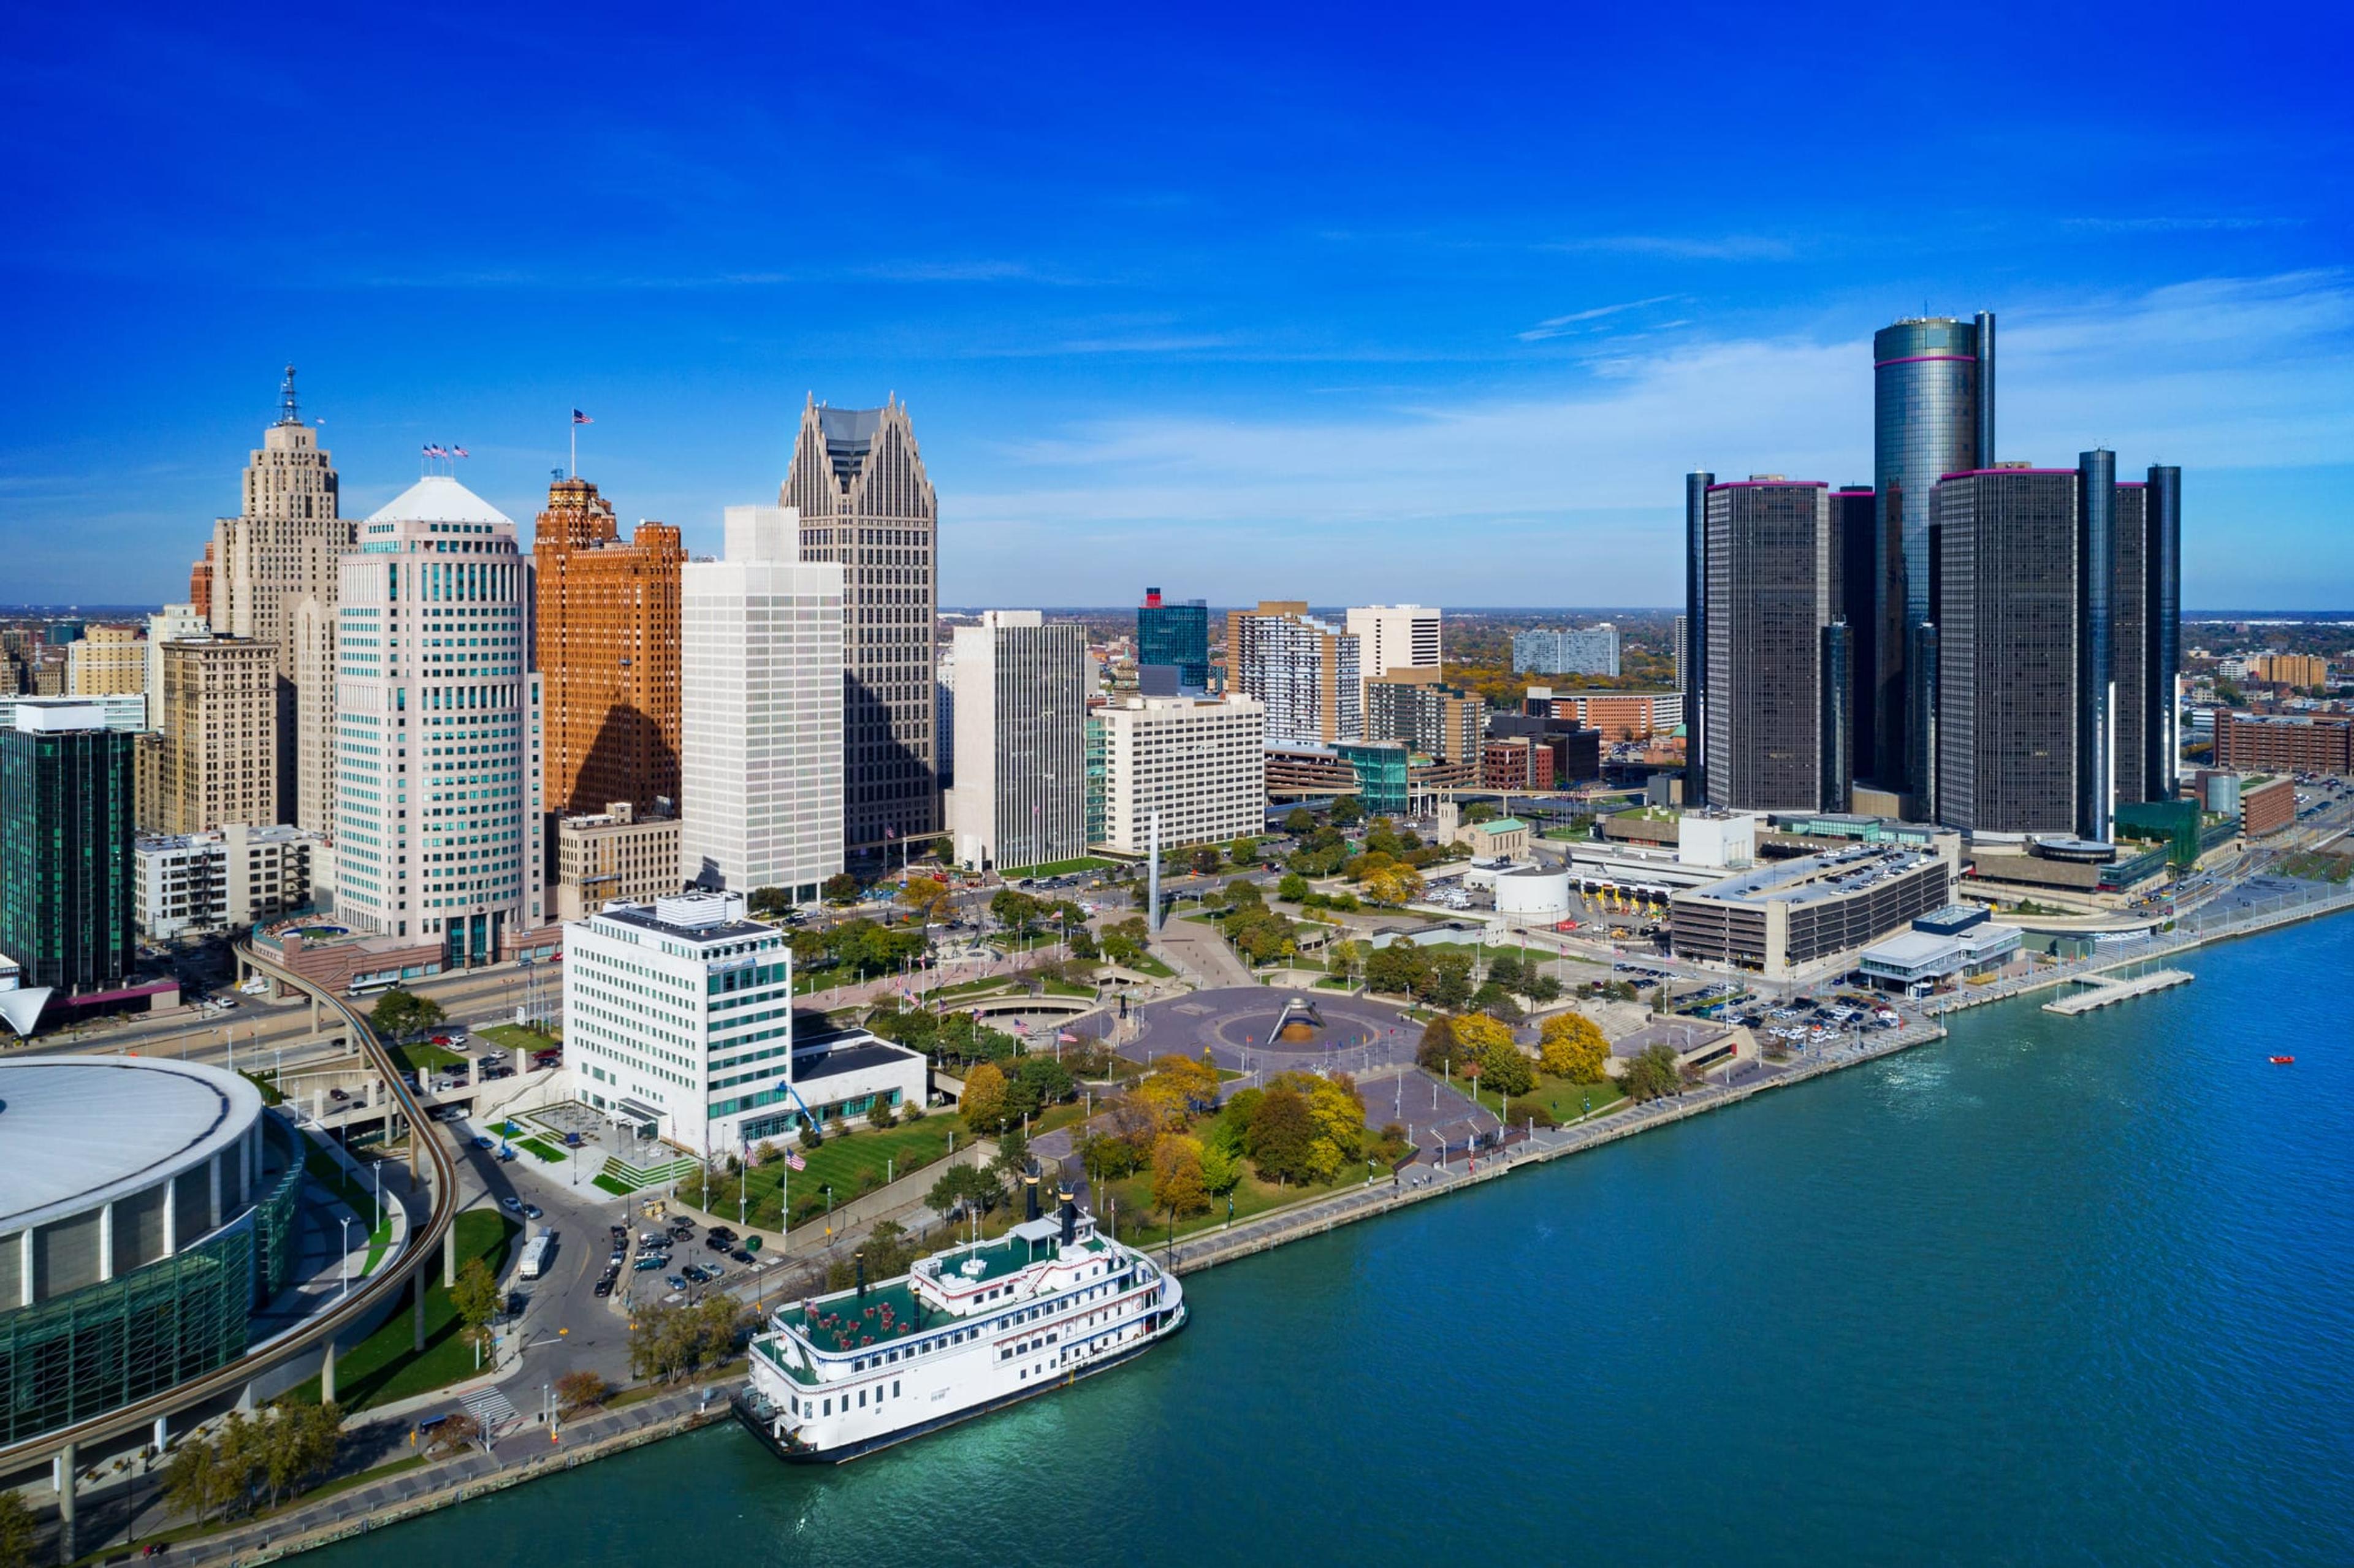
left=570, top=417, right=576, bottom=479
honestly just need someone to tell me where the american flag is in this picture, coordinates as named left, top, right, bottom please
left=784, top=1148, right=807, bottom=1171
left=572, top=409, right=593, bottom=425
left=452, top=446, right=469, bottom=459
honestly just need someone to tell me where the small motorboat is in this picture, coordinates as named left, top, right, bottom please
left=2269, top=1055, right=2295, bottom=1065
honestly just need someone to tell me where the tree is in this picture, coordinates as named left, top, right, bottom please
left=989, top=888, right=1043, bottom=935
left=1198, top=1139, right=1243, bottom=1196
left=1190, top=846, right=1223, bottom=875
left=1449, top=1011, right=1515, bottom=1060
left=556, top=1370, right=610, bottom=1412
left=1151, top=1133, right=1210, bottom=1216
left=1469, top=981, right=1525, bottom=1023
left=1363, top=861, right=1425, bottom=907
left=1276, top=872, right=1310, bottom=902
left=1283, top=807, right=1317, bottom=835
left=1102, top=915, right=1152, bottom=968
left=369, top=988, right=445, bottom=1042
left=254, top=1400, right=341, bottom=1508
left=1135, top=1054, right=1221, bottom=1127
left=1244, top=1084, right=1318, bottom=1184
left=1228, top=835, right=1262, bottom=866
left=1429, top=950, right=1476, bottom=1010
left=1651, top=984, right=1672, bottom=1012
left=1539, top=1013, right=1612, bottom=1083
left=1475, top=1032, right=1534, bottom=1096
left=1623, top=1042, right=1683, bottom=1102
left=1415, top=1014, right=1456, bottom=1071
left=1330, top=794, right=1365, bottom=827
left=822, top=872, right=861, bottom=905
left=897, top=875, right=953, bottom=924
left=960, top=1060, right=1009, bottom=1134
left=449, top=1257, right=501, bottom=1354
left=0, top=1490, right=32, bottom=1568
left=427, top=1412, right=482, bottom=1456
left=927, top=1161, right=1000, bottom=1218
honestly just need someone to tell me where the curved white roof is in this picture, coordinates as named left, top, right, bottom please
left=0, top=1057, right=265, bottom=1233
left=367, top=474, right=513, bottom=527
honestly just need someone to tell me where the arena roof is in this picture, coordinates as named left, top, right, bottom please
left=0, top=1057, right=264, bottom=1234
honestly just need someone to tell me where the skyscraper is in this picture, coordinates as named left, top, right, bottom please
left=948, top=612, right=1086, bottom=872
left=1701, top=479, right=1846, bottom=812
left=144, top=603, right=208, bottom=727
left=1225, top=602, right=1362, bottom=748
left=207, top=368, right=355, bottom=834
left=1137, top=588, right=1210, bottom=690
left=2142, top=466, right=2184, bottom=796
left=67, top=626, right=145, bottom=698
left=531, top=476, right=684, bottom=818
left=679, top=507, right=845, bottom=903
left=147, top=635, right=279, bottom=834
left=1932, top=466, right=2079, bottom=835
left=1684, top=470, right=1713, bottom=802
left=1, top=700, right=136, bottom=995
left=1872, top=313, right=1994, bottom=799
left=335, top=476, right=546, bottom=963
left=1346, top=604, right=1442, bottom=699
left=780, top=396, right=938, bottom=854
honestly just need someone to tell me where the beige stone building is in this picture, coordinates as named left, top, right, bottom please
left=68, top=625, right=148, bottom=697
left=554, top=802, right=684, bottom=921
left=146, top=636, right=280, bottom=834
left=207, top=368, right=355, bottom=832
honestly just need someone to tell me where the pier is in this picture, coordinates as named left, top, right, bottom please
left=2041, top=968, right=2195, bottom=1016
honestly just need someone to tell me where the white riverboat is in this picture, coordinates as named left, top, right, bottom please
left=733, top=1184, right=1186, bottom=1462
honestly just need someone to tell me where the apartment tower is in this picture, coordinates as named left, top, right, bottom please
left=1225, top=602, right=1362, bottom=748
left=147, top=636, right=280, bottom=834
left=947, top=612, right=1087, bottom=872
left=780, top=397, right=938, bottom=854
left=531, top=476, right=685, bottom=817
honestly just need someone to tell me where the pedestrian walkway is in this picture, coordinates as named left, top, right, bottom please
left=460, top=1385, right=519, bottom=1431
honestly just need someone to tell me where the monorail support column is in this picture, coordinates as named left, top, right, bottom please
left=55, top=1441, right=77, bottom=1563
left=321, top=1337, right=338, bottom=1406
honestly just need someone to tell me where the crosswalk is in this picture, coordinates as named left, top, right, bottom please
left=461, top=1385, right=519, bottom=1431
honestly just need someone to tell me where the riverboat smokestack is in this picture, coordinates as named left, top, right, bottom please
left=855, top=1250, right=866, bottom=1297
left=1024, top=1166, right=1041, bottom=1224
left=1058, top=1186, right=1076, bottom=1247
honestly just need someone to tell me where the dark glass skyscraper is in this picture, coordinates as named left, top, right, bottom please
left=2144, top=466, right=2183, bottom=796
left=1683, top=471, right=1713, bottom=802
left=2076, top=448, right=2119, bottom=840
left=1701, top=479, right=1845, bottom=812
left=1872, top=312, right=1994, bottom=798
left=1137, top=588, right=1209, bottom=690
left=1, top=702, right=135, bottom=994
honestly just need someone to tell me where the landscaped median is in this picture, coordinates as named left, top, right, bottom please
left=287, top=1209, right=520, bottom=1411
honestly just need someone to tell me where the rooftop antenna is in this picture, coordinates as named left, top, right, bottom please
left=278, top=365, right=300, bottom=426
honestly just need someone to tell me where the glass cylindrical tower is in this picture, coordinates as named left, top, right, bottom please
left=1873, top=315, right=1987, bottom=798
left=2078, top=448, right=2118, bottom=841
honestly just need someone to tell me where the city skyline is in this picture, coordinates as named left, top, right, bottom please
left=2, top=6, right=2349, bottom=609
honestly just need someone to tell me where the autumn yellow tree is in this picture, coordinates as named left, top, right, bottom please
left=1134, top=1054, right=1221, bottom=1129
left=1362, top=861, right=1425, bottom=907
left=1265, top=1070, right=1366, bottom=1181
left=1539, top=1012, right=1612, bottom=1083
left=960, top=1060, right=1009, bottom=1133
left=897, top=876, right=953, bottom=924
left=1151, top=1132, right=1210, bottom=1216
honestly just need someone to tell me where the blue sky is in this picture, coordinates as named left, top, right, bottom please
left=3, top=1, right=2349, bottom=609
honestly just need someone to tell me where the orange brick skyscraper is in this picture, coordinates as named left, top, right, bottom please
left=532, top=477, right=685, bottom=817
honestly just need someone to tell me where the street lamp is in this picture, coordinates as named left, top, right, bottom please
left=338, top=1215, right=353, bottom=1296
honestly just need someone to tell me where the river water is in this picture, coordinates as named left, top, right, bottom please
left=316, top=916, right=2354, bottom=1567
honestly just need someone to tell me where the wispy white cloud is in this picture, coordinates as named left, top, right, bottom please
left=2064, top=215, right=2303, bottom=234
left=1545, top=234, right=1797, bottom=261
left=1517, top=294, right=1684, bottom=341
left=945, top=272, right=2354, bottom=604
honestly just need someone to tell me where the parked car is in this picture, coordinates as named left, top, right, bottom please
left=473, top=1135, right=495, bottom=1149
left=505, top=1290, right=526, bottom=1316
left=665, top=1275, right=688, bottom=1292
left=731, top=1247, right=758, bottom=1265
left=593, top=1277, right=615, bottom=1298
left=500, top=1195, right=524, bottom=1212
left=631, top=1255, right=666, bottom=1272
left=522, top=1204, right=544, bottom=1220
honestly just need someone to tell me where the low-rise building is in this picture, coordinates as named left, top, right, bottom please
left=1669, top=844, right=1954, bottom=981
left=135, top=824, right=318, bottom=940
left=555, top=802, right=684, bottom=922
left=1458, top=816, right=1531, bottom=860
left=562, top=890, right=924, bottom=1157
left=2239, top=775, right=2296, bottom=838
left=1857, top=903, right=2024, bottom=995
left=2214, top=712, right=2353, bottom=775
left=1480, top=736, right=1555, bottom=791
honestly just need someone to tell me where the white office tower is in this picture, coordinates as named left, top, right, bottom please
left=144, top=604, right=208, bottom=729
left=1346, top=604, right=1442, bottom=693
left=947, top=612, right=1086, bottom=872
left=564, top=889, right=926, bottom=1157
left=333, top=476, right=547, bottom=964
left=1095, top=695, right=1267, bottom=855
left=680, top=507, right=845, bottom=904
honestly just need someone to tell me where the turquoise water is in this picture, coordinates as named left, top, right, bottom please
left=318, top=918, right=2354, bottom=1566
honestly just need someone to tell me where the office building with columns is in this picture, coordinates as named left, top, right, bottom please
left=947, top=612, right=1086, bottom=872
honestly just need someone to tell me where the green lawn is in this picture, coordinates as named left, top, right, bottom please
left=286, top=1209, right=519, bottom=1411
left=1097, top=1157, right=1396, bottom=1247
left=477, top=1022, right=560, bottom=1055
left=1122, top=951, right=1176, bottom=978
left=999, top=857, right=1114, bottom=878
left=303, top=1147, right=384, bottom=1217
left=931, top=975, right=1020, bottom=1000
left=733, top=1117, right=967, bottom=1230
left=594, top=1173, right=634, bottom=1195
left=1468, top=1070, right=1625, bottom=1125
left=389, top=1040, right=463, bottom=1074
left=1042, top=978, right=1098, bottom=997
left=517, top=1136, right=567, bottom=1162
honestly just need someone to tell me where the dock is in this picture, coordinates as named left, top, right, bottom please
left=2041, top=968, right=2194, bottom=1016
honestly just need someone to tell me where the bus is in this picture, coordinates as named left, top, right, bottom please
left=519, top=1232, right=553, bottom=1281
left=347, top=976, right=398, bottom=997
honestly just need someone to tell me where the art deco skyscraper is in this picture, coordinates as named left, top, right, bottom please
left=1872, top=313, right=1994, bottom=801
left=781, top=397, right=939, bottom=853
left=531, top=476, right=684, bottom=817
left=208, top=368, right=355, bottom=832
